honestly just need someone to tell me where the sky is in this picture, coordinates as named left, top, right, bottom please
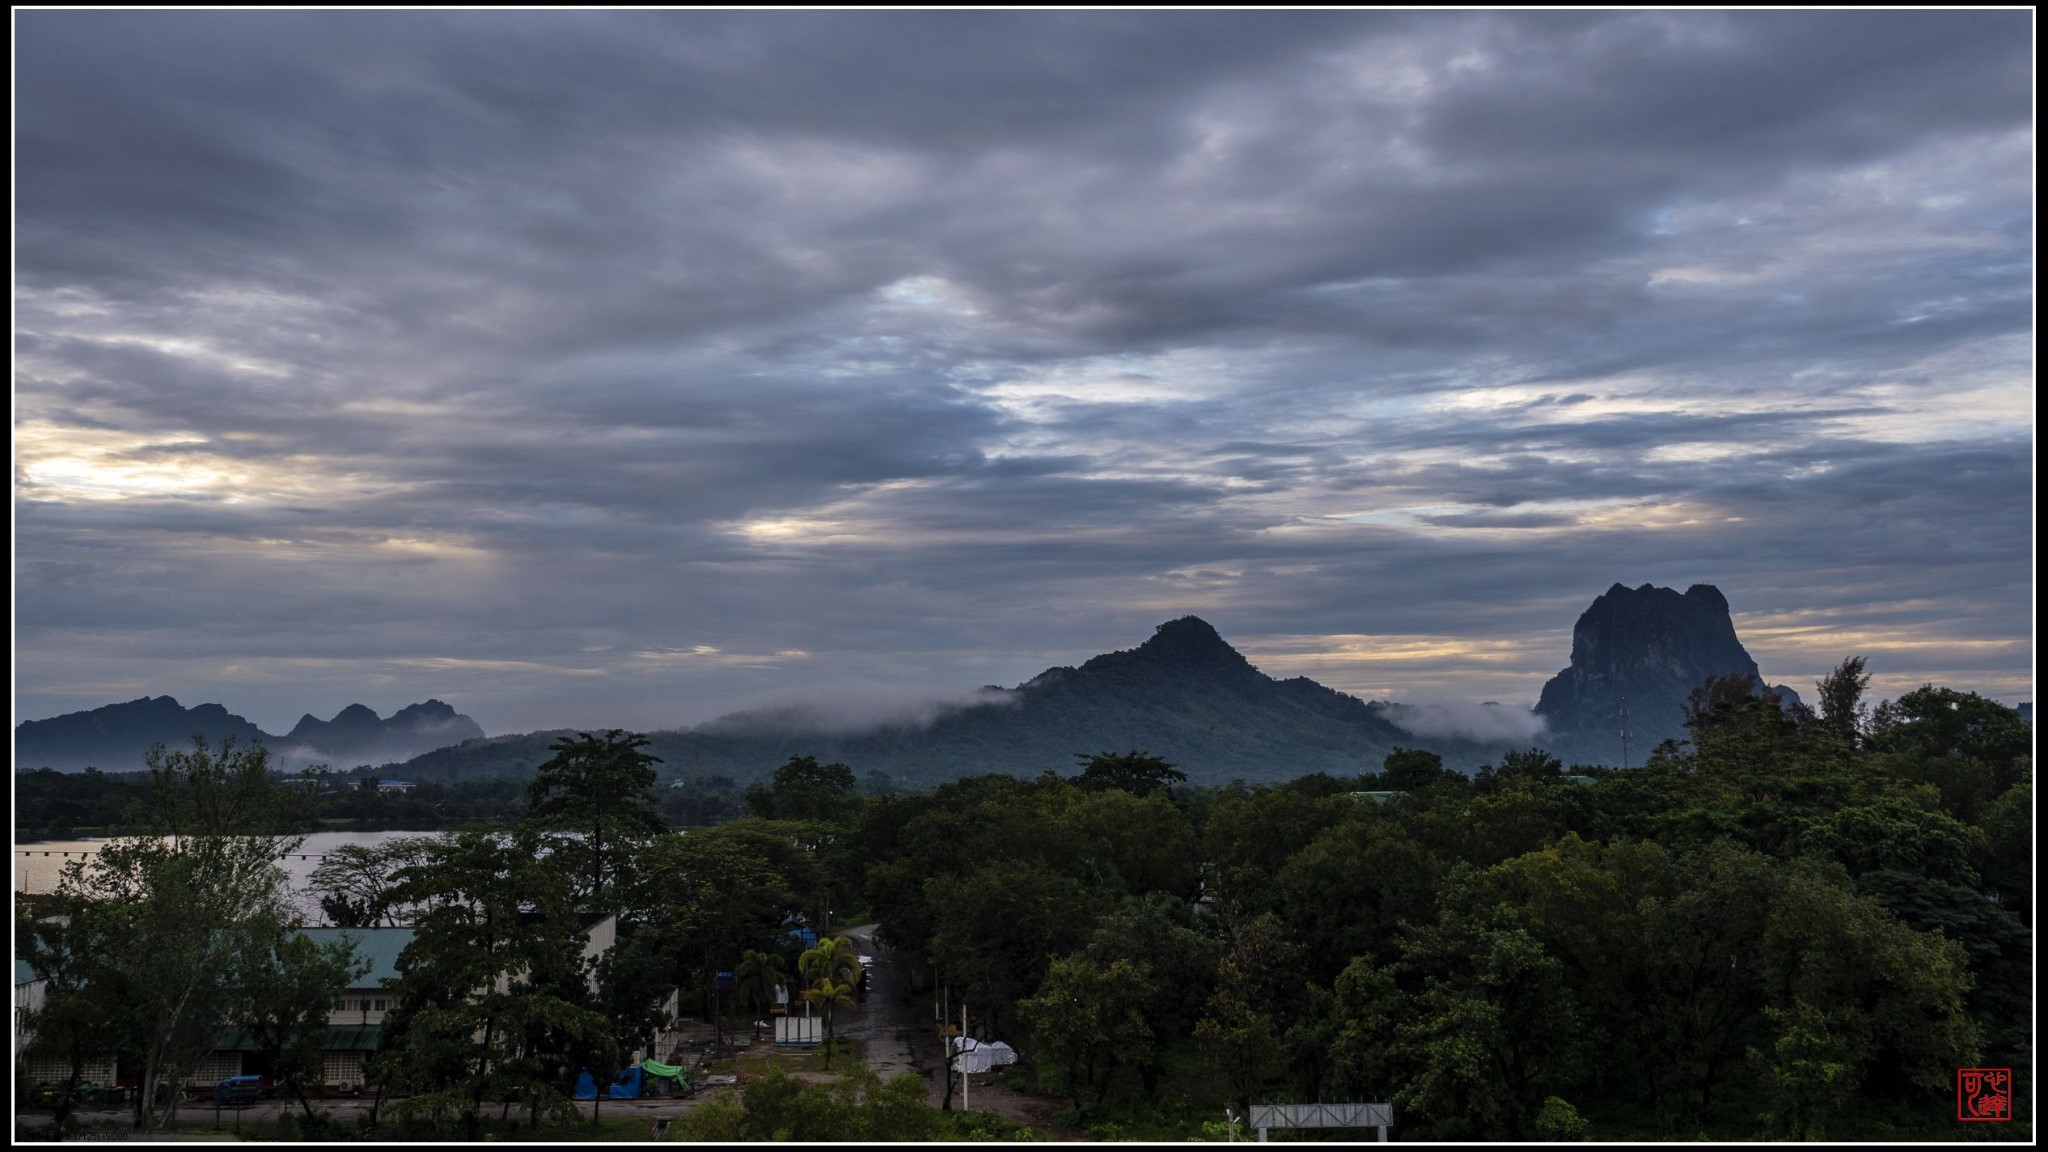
left=13, top=10, right=2035, bottom=737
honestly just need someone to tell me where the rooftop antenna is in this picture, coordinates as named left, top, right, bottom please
left=1619, top=693, right=1632, bottom=770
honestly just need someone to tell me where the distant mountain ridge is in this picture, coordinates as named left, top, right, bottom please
left=14, top=697, right=484, bottom=772
left=398, top=616, right=1512, bottom=786
left=19, top=586, right=1812, bottom=782
left=1533, top=582, right=1801, bottom=765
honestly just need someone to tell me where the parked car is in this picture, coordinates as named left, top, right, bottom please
left=213, top=1075, right=266, bottom=1105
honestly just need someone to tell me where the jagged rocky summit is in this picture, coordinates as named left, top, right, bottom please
left=1534, top=582, right=1800, bottom=766
left=14, top=697, right=484, bottom=773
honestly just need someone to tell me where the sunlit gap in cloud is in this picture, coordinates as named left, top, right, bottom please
left=390, top=657, right=608, bottom=677
left=18, top=421, right=252, bottom=502
left=631, top=646, right=812, bottom=669
left=969, top=348, right=1247, bottom=422
left=1241, top=632, right=1558, bottom=707
left=1736, top=607, right=2034, bottom=703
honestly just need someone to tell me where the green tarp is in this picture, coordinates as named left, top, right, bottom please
left=641, top=1059, right=688, bottom=1084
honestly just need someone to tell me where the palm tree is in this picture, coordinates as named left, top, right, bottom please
left=733, top=949, right=789, bottom=1040
left=799, top=935, right=861, bottom=988
left=807, top=977, right=857, bottom=1067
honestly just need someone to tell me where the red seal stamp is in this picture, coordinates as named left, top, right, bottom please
left=1957, top=1067, right=2012, bottom=1121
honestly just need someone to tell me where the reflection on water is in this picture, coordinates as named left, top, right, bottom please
left=13, top=830, right=435, bottom=925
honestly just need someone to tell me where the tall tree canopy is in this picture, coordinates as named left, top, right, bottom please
left=524, top=729, right=665, bottom=910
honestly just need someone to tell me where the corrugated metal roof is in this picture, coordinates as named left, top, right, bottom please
left=300, top=927, right=413, bottom=988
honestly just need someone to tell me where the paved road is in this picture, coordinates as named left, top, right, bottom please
left=836, top=923, right=946, bottom=1105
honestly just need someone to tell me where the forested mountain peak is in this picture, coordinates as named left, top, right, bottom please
left=1078, top=615, right=1260, bottom=679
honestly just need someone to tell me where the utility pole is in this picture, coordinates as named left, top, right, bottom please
left=961, top=1002, right=969, bottom=1112
left=939, top=979, right=954, bottom=1112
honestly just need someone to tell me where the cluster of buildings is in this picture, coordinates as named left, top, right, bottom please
left=16, top=915, right=622, bottom=1098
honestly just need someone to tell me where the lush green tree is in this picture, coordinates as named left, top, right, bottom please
left=1806, top=796, right=1978, bottom=884
left=1072, top=750, right=1187, bottom=796
left=1327, top=954, right=1404, bottom=1100
left=1375, top=746, right=1460, bottom=791
left=1201, top=785, right=1352, bottom=916
left=1276, top=815, right=1437, bottom=980
left=1871, top=686, right=2032, bottom=770
left=524, top=730, right=665, bottom=909
left=626, top=825, right=809, bottom=1045
left=926, top=860, right=1103, bottom=1035
left=1534, top=1096, right=1590, bottom=1141
left=660, top=773, right=748, bottom=827
left=748, top=755, right=861, bottom=825
left=1193, top=913, right=1301, bottom=1115
left=1078, top=895, right=1221, bottom=1097
left=1396, top=872, right=1583, bottom=1140
left=1870, top=688, right=2031, bottom=823
left=1474, top=747, right=1566, bottom=790
left=371, top=828, right=616, bottom=1139
left=1973, top=777, right=2032, bottom=923
left=1056, top=786, right=1200, bottom=900
left=1853, top=868, right=2030, bottom=1052
left=225, top=923, right=368, bottom=1117
left=1751, top=858, right=1980, bottom=1135
left=1019, top=954, right=1154, bottom=1111
left=1811, top=655, right=1873, bottom=749
left=308, top=836, right=434, bottom=927
left=16, top=903, right=124, bottom=1130
left=42, top=737, right=309, bottom=1131
left=1684, top=674, right=1803, bottom=781
left=733, top=948, right=790, bottom=1034
left=587, top=927, right=675, bottom=1066
left=1195, top=985, right=1283, bottom=1118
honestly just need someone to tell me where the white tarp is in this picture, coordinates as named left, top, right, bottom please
left=949, top=1039, right=1018, bottom=1073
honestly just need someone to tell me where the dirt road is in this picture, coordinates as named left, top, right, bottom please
left=836, top=923, right=1070, bottom=1135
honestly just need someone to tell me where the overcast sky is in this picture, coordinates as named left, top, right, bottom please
left=14, top=11, right=2034, bottom=736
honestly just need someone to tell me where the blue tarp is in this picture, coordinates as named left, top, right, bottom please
left=576, top=1065, right=677, bottom=1100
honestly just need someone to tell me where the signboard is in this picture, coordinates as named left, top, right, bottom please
left=1250, top=1102, right=1393, bottom=1140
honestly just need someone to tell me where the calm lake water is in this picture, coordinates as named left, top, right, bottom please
left=13, top=830, right=430, bottom=925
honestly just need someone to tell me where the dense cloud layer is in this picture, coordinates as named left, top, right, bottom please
left=15, top=11, right=2033, bottom=735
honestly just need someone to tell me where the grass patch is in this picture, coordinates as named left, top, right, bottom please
left=935, top=1108, right=1040, bottom=1141
left=741, top=1037, right=865, bottom=1075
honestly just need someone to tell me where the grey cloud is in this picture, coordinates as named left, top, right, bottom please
left=14, top=12, right=2033, bottom=733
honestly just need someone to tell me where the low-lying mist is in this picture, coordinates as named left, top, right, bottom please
left=693, top=685, right=1020, bottom=737
left=1381, top=699, right=1548, bottom=745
